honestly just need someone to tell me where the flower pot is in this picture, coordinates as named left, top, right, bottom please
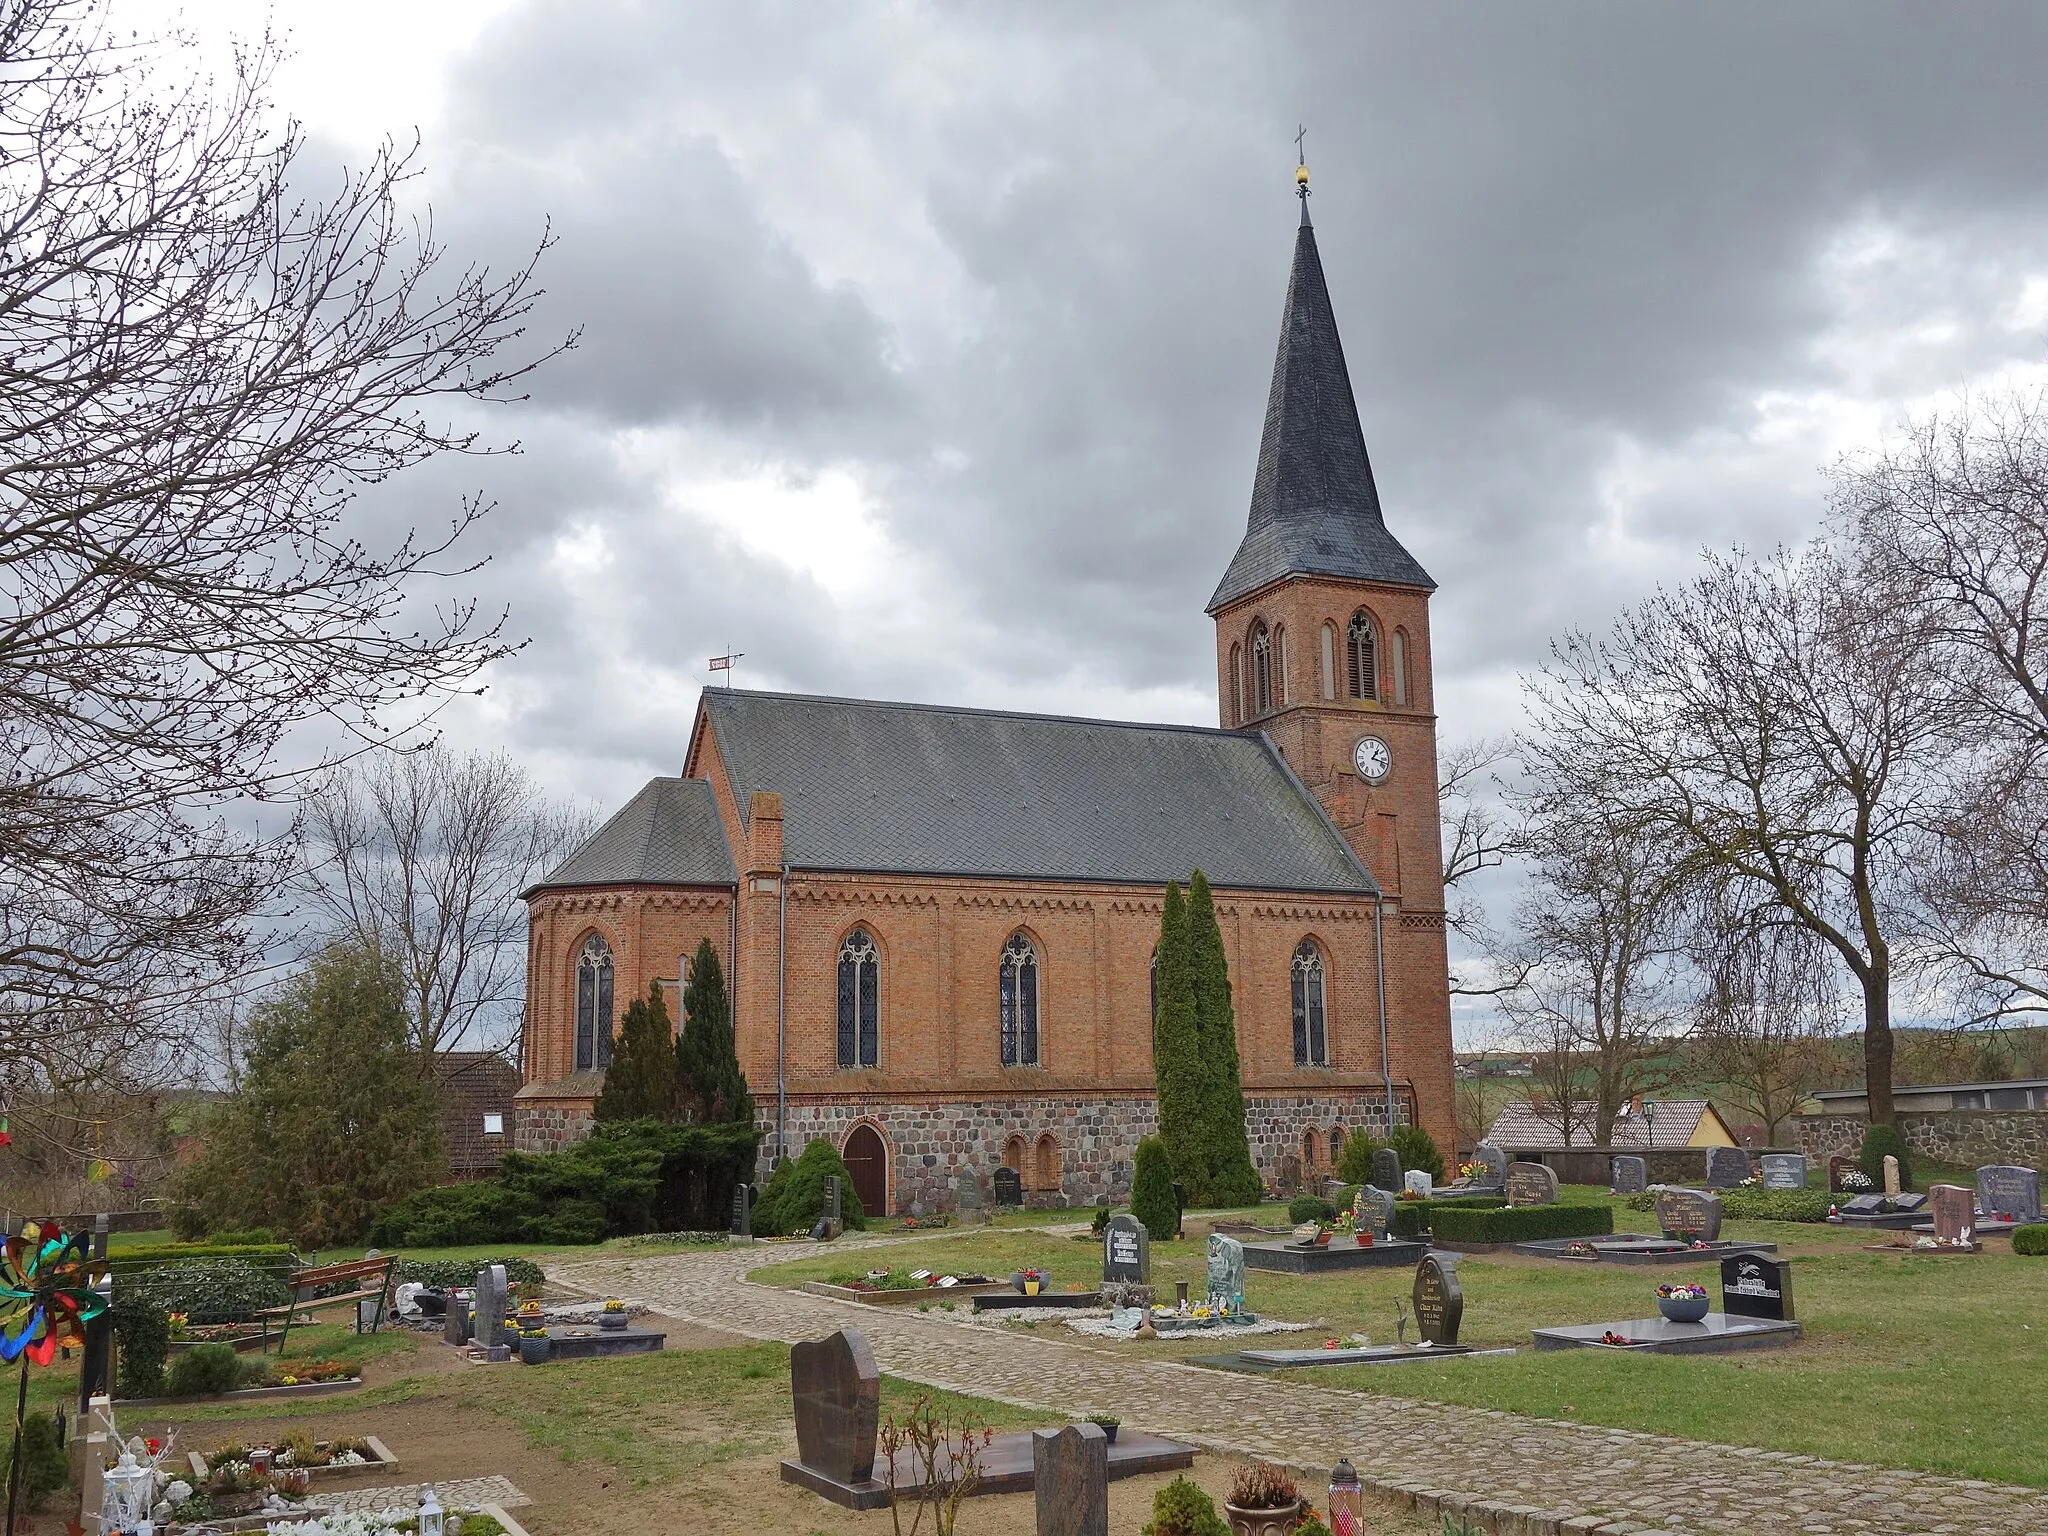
left=1091, top=1422, right=1119, bottom=1444
left=1656, top=1295, right=1710, bottom=1324
left=1313, top=1233, right=1331, bottom=1248
left=1354, top=1233, right=1371, bottom=1247
left=1023, top=1279, right=1042, bottom=1296
left=519, top=1334, right=552, bottom=1365
left=1225, top=1497, right=1303, bottom=1536
left=598, top=1312, right=628, bottom=1330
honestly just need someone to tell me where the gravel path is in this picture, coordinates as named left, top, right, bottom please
left=550, top=1239, right=2048, bottom=1536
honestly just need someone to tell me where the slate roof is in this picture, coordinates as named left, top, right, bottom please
left=1485, top=1100, right=1721, bottom=1152
left=697, top=689, right=1378, bottom=894
left=527, top=776, right=735, bottom=894
left=1209, top=207, right=1433, bottom=612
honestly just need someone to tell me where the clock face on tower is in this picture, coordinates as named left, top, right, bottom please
left=1353, top=734, right=1392, bottom=784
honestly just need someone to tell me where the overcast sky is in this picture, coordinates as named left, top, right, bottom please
left=161, top=0, right=2048, bottom=1029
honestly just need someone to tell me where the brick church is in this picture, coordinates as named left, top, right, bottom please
left=515, top=186, right=1457, bottom=1216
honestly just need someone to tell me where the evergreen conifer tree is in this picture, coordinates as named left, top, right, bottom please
left=1150, top=880, right=1210, bottom=1200
left=594, top=981, right=678, bottom=1123
left=677, top=939, right=754, bottom=1125
left=1187, top=870, right=1262, bottom=1205
left=1130, top=1135, right=1180, bottom=1244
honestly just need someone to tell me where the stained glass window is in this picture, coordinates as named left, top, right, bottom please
left=837, top=930, right=879, bottom=1068
left=1000, top=933, right=1040, bottom=1066
left=1292, top=940, right=1327, bottom=1067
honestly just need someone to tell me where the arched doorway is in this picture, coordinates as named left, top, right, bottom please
left=843, top=1124, right=888, bottom=1218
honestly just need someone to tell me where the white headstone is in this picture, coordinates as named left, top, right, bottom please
left=1403, top=1169, right=1433, bottom=1198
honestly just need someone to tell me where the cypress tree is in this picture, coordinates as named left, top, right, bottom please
left=677, top=939, right=754, bottom=1125
left=594, top=981, right=678, bottom=1123
left=1151, top=880, right=1210, bottom=1201
left=1130, top=1135, right=1179, bottom=1244
left=1188, top=870, right=1262, bottom=1205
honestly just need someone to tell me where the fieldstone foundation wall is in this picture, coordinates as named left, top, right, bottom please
left=513, top=1099, right=596, bottom=1154
left=1796, top=1110, right=2047, bottom=1171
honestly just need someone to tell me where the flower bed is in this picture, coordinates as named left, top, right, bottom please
left=193, top=1435, right=396, bottom=1486
left=264, top=1508, right=514, bottom=1536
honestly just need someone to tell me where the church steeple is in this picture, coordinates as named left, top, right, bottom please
left=1208, top=182, right=1433, bottom=614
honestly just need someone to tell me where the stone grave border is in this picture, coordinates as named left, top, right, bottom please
left=798, top=1279, right=1015, bottom=1307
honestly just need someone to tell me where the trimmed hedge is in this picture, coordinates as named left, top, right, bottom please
left=2014, top=1223, right=2048, bottom=1257
left=1287, top=1192, right=1337, bottom=1224
left=393, top=1256, right=547, bottom=1290
left=1390, top=1194, right=1506, bottom=1240
left=106, top=1243, right=295, bottom=1272
left=1425, top=1203, right=1614, bottom=1244
left=1717, top=1188, right=1834, bottom=1223
left=130, top=1259, right=291, bottom=1325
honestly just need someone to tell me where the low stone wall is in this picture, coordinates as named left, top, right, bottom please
left=1795, top=1109, right=2047, bottom=1171
left=512, top=1099, right=596, bottom=1154
left=1526, top=1148, right=1730, bottom=1186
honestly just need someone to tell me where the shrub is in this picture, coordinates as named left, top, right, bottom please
left=1717, top=1187, right=1833, bottom=1223
left=1287, top=1192, right=1336, bottom=1225
left=1091, top=1206, right=1112, bottom=1235
left=164, top=1342, right=244, bottom=1397
left=133, top=1259, right=290, bottom=1324
left=756, top=1135, right=867, bottom=1237
left=1389, top=1194, right=1505, bottom=1240
left=1424, top=1203, right=1613, bottom=1243
left=1335, top=1132, right=1381, bottom=1187
left=208, top=1228, right=278, bottom=1246
left=2013, top=1223, right=2048, bottom=1257
left=393, top=1256, right=546, bottom=1290
left=1858, top=1125, right=1913, bottom=1192
left=1227, top=1462, right=1300, bottom=1510
left=1131, top=1135, right=1179, bottom=1243
left=1389, top=1124, right=1446, bottom=1185
left=1144, top=1474, right=1230, bottom=1536
left=107, top=1243, right=295, bottom=1271
left=111, top=1289, right=170, bottom=1399
left=14, top=1413, right=69, bottom=1508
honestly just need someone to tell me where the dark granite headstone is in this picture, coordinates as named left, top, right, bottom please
left=823, top=1175, right=843, bottom=1224
left=1102, top=1214, right=1149, bottom=1284
left=1471, top=1141, right=1508, bottom=1190
left=1891, top=1192, right=1927, bottom=1213
left=1654, top=1187, right=1724, bottom=1242
left=731, top=1183, right=753, bottom=1237
left=993, top=1166, right=1023, bottom=1207
left=1977, top=1164, right=2042, bottom=1224
left=790, top=1327, right=880, bottom=1486
left=1373, top=1147, right=1402, bottom=1191
left=1840, top=1194, right=1885, bottom=1216
left=474, top=1263, right=509, bottom=1359
left=1412, top=1252, right=1463, bottom=1346
left=1610, top=1155, right=1648, bottom=1194
left=1759, top=1153, right=1807, bottom=1191
left=1828, top=1156, right=1862, bottom=1194
left=1929, top=1183, right=1976, bottom=1245
left=1032, top=1423, right=1108, bottom=1536
left=1705, top=1147, right=1751, bottom=1189
left=1504, top=1160, right=1559, bottom=1206
left=442, top=1291, right=470, bottom=1346
left=1354, top=1185, right=1395, bottom=1237
left=1277, top=1153, right=1302, bottom=1196
left=1720, top=1251, right=1794, bottom=1321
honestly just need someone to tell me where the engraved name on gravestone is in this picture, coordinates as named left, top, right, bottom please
left=1373, top=1147, right=1402, bottom=1191
left=1102, top=1214, right=1149, bottom=1284
left=1705, top=1146, right=1752, bottom=1190
left=823, top=1175, right=843, bottom=1224
left=1610, top=1155, right=1648, bottom=1195
left=1412, top=1252, right=1463, bottom=1347
left=1929, top=1183, right=1976, bottom=1246
left=1720, top=1251, right=1794, bottom=1322
left=1033, top=1423, right=1109, bottom=1536
left=1759, top=1153, right=1808, bottom=1191
left=1654, top=1187, right=1724, bottom=1242
left=790, top=1327, right=881, bottom=1487
left=1977, top=1165, right=2042, bottom=1224
left=1355, top=1185, right=1394, bottom=1237
left=993, top=1166, right=1024, bottom=1207
left=1472, top=1142, right=1508, bottom=1190
left=1504, top=1160, right=1559, bottom=1206
left=1828, top=1156, right=1861, bottom=1193
left=731, top=1183, right=752, bottom=1237
left=1403, top=1169, right=1434, bottom=1198
left=1206, top=1233, right=1246, bottom=1307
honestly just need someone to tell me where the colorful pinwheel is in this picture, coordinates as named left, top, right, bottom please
left=0, top=1219, right=108, bottom=1367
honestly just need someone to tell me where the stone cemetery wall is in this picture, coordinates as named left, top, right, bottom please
left=1796, top=1110, right=2047, bottom=1172
left=512, top=1099, right=597, bottom=1154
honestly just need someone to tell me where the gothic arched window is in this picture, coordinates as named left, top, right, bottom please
left=575, top=934, right=615, bottom=1071
left=1347, top=612, right=1378, bottom=701
left=1251, top=623, right=1273, bottom=716
left=1000, top=933, right=1041, bottom=1067
left=1291, top=940, right=1328, bottom=1067
left=837, top=929, right=879, bottom=1069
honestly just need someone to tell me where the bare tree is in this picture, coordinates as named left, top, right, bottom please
left=1438, top=735, right=1527, bottom=1001
left=300, top=746, right=592, bottom=1058
left=1690, top=892, right=1842, bottom=1146
left=1523, top=545, right=1953, bottom=1127
left=0, top=3, right=567, bottom=1072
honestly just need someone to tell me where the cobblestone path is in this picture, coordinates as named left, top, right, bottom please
left=552, top=1241, right=2048, bottom=1536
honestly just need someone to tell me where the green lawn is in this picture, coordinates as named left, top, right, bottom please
left=757, top=1191, right=2048, bottom=1487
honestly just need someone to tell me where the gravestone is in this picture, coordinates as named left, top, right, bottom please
left=1471, top=1141, right=1508, bottom=1190
left=1705, top=1146, right=1751, bottom=1190
left=957, top=1176, right=984, bottom=1223
left=1206, top=1232, right=1246, bottom=1308
left=790, top=1327, right=880, bottom=1486
left=1839, top=1194, right=1885, bottom=1216
left=1610, top=1155, right=1648, bottom=1194
left=1654, top=1187, right=1724, bottom=1242
left=1759, top=1153, right=1808, bottom=1191
left=1977, top=1164, right=2042, bottom=1224
left=1354, top=1185, right=1395, bottom=1237
left=1883, top=1154, right=1901, bottom=1198
left=1929, top=1183, right=1976, bottom=1245
left=1373, top=1147, right=1402, bottom=1191
left=1277, top=1153, right=1302, bottom=1196
left=1403, top=1169, right=1434, bottom=1199
left=1504, top=1160, right=1559, bottom=1206
left=993, top=1166, right=1024, bottom=1207
left=1412, top=1252, right=1463, bottom=1346
left=1032, top=1423, right=1108, bottom=1536
left=1828, top=1155, right=1862, bottom=1193
left=1102, top=1214, right=1149, bottom=1284
left=441, top=1289, right=470, bottom=1347
left=1891, top=1191, right=1927, bottom=1213
left=1721, top=1251, right=1794, bottom=1321
left=731, top=1183, right=753, bottom=1238
left=823, top=1175, right=844, bottom=1227
left=473, top=1264, right=509, bottom=1359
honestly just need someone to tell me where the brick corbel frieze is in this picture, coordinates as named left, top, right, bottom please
left=787, top=885, right=940, bottom=910
left=954, top=893, right=1096, bottom=913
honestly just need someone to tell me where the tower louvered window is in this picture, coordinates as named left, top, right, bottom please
left=1000, top=933, right=1040, bottom=1066
left=1251, top=623, right=1273, bottom=715
left=1347, top=612, right=1378, bottom=700
left=576, top=934, right=615, bottom=1070
left=837, top=930, right=879, bottom=1068
left=1292, top=940, right=1327, bottom=1067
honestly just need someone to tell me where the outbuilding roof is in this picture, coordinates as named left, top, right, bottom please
left=694, top=688, right=1379, bottom=894
left=527, top=776, right=736, bottom=894
left=1485, top=1099, right=1726, bottom=1152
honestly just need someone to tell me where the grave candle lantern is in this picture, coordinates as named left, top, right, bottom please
left=101, top=1445, right=154, bottom=1536
left=1328, top=1456, right=1363, bottom=1536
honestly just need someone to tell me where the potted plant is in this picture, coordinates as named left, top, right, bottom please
left=1654, top=1282, right=1709, bottom=1323
left=598, top=1298, right=628, bottom=1331
left=1224, top=1461, right=1303, bottom=1536
left=1313, top=1223, right=1333, bottom=1248
left=1085, top=1412, right=1120, bottom=1445
left=518, top=1326, right=552, bottom=1365
left=1021, top=1267, right=1047, bottom=1297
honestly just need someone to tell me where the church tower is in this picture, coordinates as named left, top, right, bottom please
left=1209, top=166, right=1456, bottom=1147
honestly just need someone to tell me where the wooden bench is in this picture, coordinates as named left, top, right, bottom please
left=255, top=1255, right=396, bottom=1352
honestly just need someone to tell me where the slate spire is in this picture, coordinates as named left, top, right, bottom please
left=1208, top=180, right=1433, bottom=613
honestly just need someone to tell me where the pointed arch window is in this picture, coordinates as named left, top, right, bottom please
left=1000, top=933, right=1041, bottom=1067
left=1392, top=628, right=1409, bottom=706
left=1347, top=612, right=1378, bottom=701
left=575, top=934, right=615, bottom=1071
left=1320, top=622, right=1337, bottom=700
left=1251, top=623, right=1273, bottom=716
left=837, top=929, right=879, bottom=1069
left=1291, top=940, right=1328, bottom=1067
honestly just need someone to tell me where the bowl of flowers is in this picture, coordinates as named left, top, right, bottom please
left=599, top=1298, right=628, bottom=1330
left=1655, top=1282, right=1710, bottom=1323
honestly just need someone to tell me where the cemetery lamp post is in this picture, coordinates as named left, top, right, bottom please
left=1328, top=1456, right=1363, bottom=1536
